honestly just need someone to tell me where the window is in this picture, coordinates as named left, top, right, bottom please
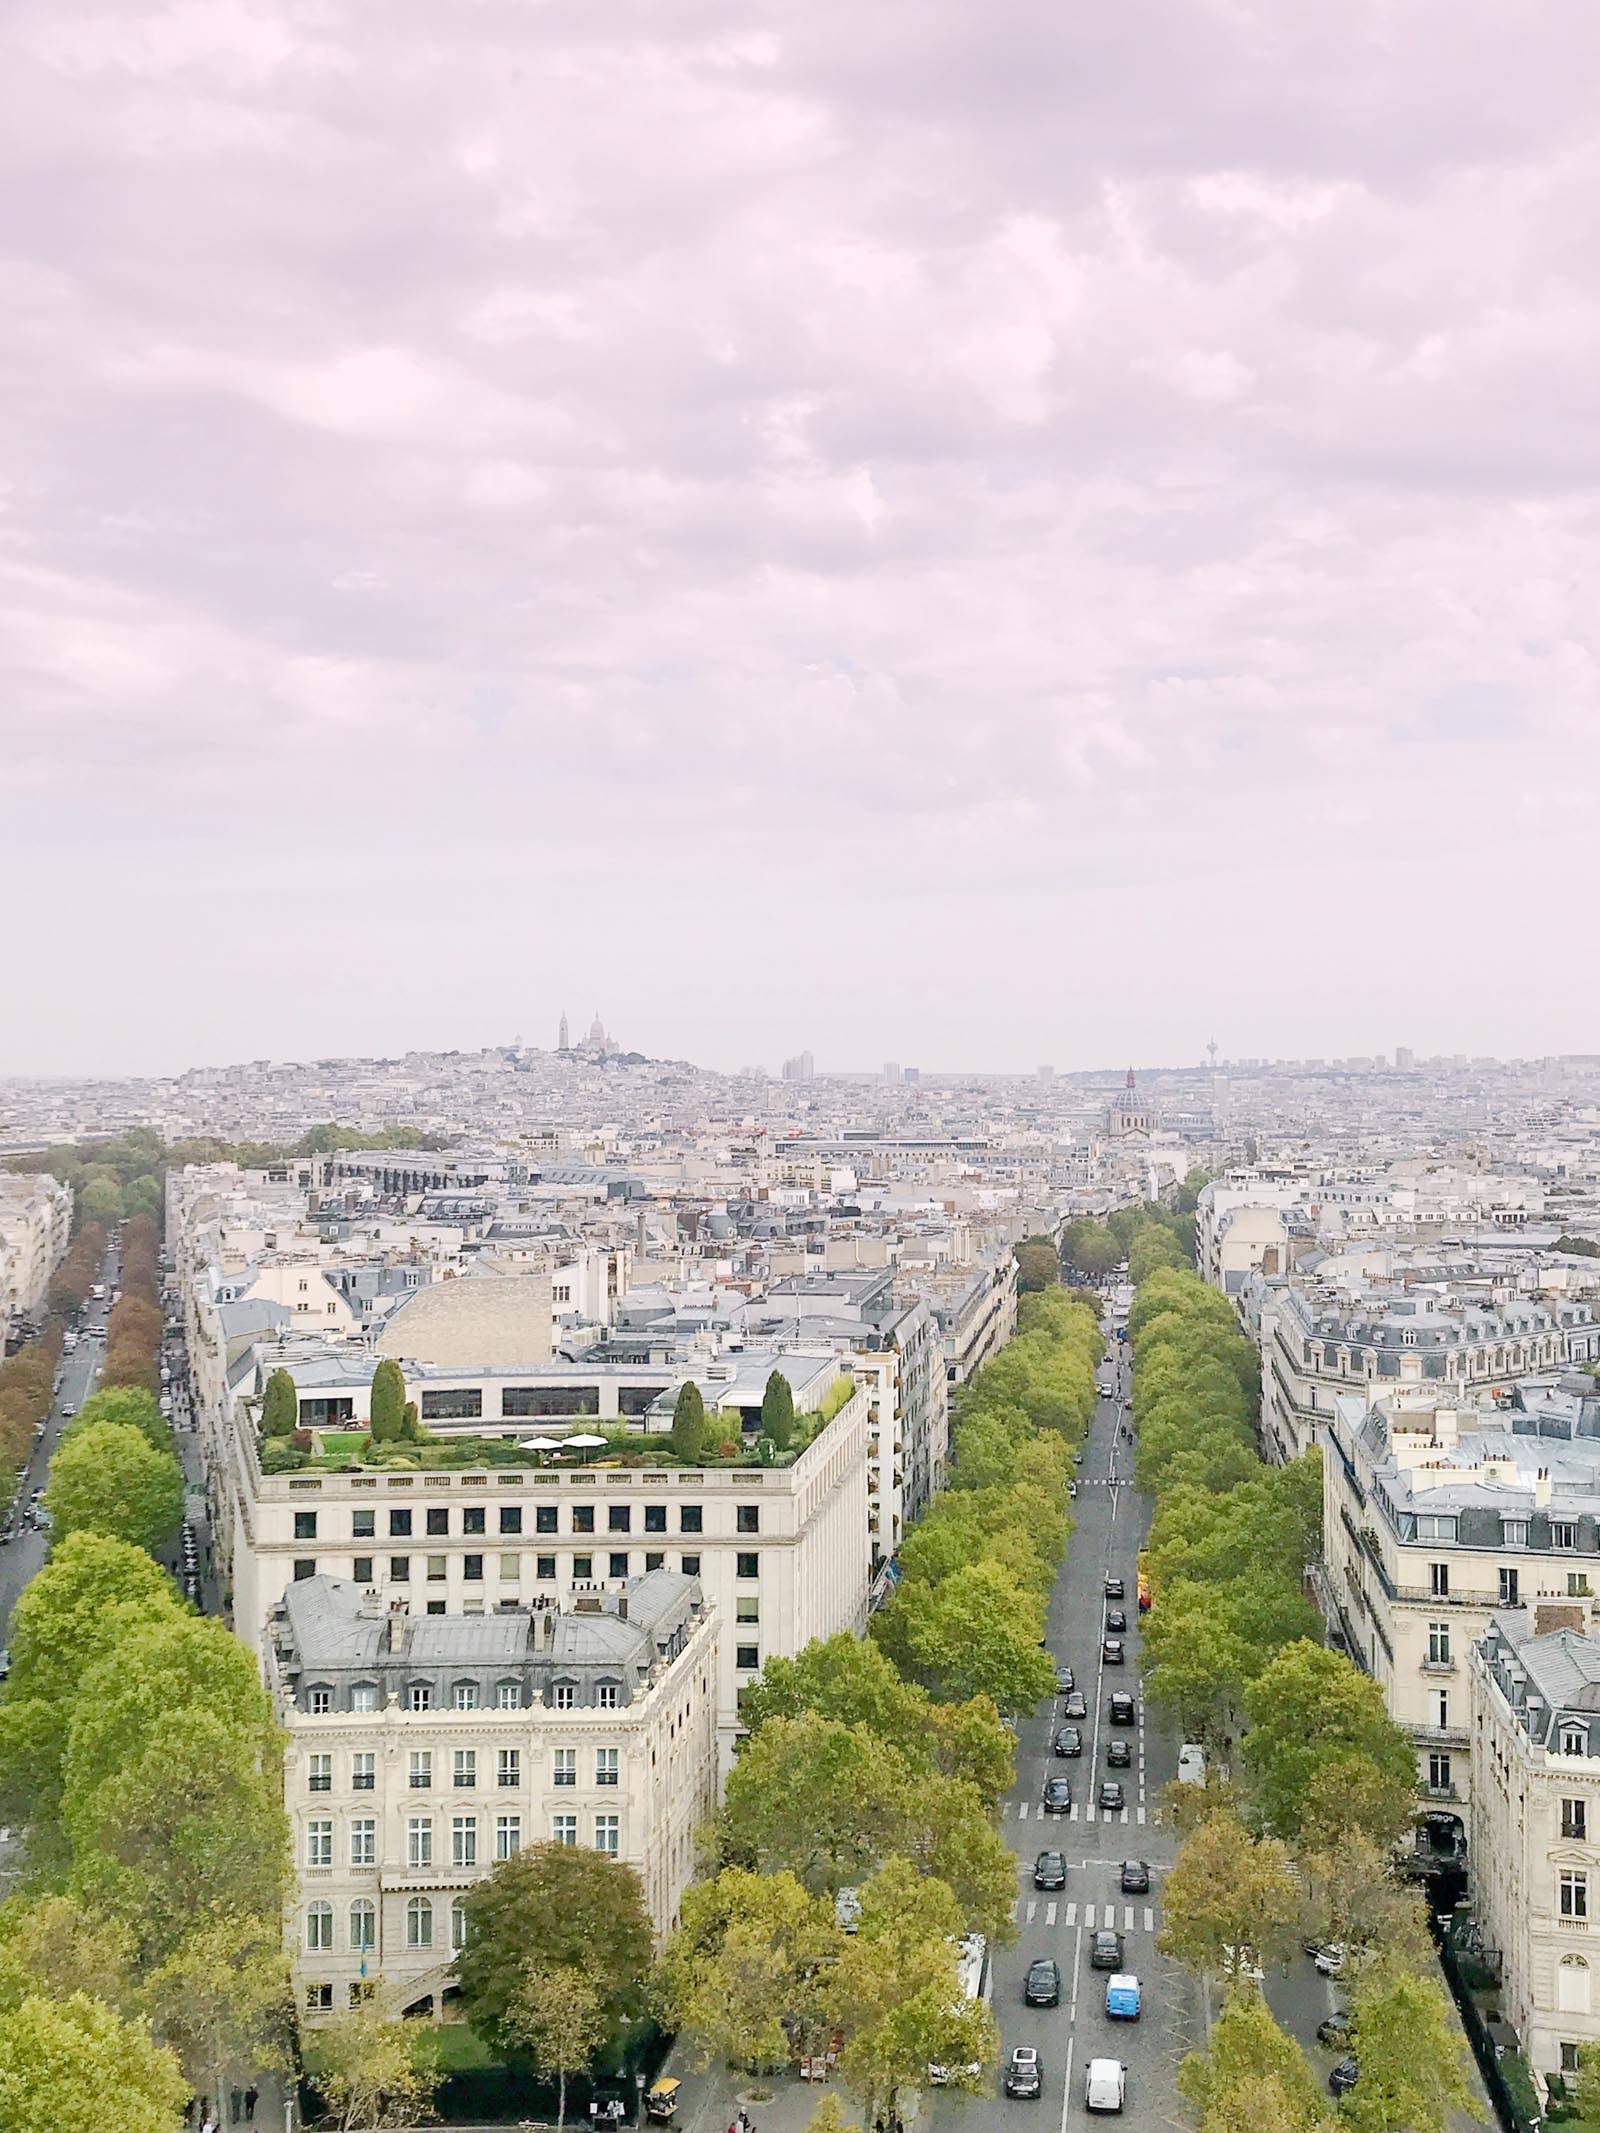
left=1428, top=1623, right=1451, bottom=1665
left=1434, top=1691, right=1450, bottom=1729
left=554, top=1749, right=577, bottom=1788
left=596, top=1748, right=619, bottom=1787
left=1564, top=1726, right=1590, bottom=1756
left=406, top=1897, right=433, bottom=1949
left=498, top=1747, right=521, bottom=1788
left=352, top=1510, right=375, bottom=1539
left=1500, top=1567, right=1520, bottom=1606
left=609, top=1506, right=631, bottom=1533
left=498, top=1505, right=522, bottom=1535
left=496, top=1679, right=522, bottom=1710
left=1504, top=1519, right=1529, bottom=1546
left=737, top=1644, right=760, bottom=1672
left=537, top=1505, right=558, bottom=1534
left=308, top=1753, right=332, bottom=1793
left=1428, top=1753, right=1452, bottom=1793
left=596, top=1681, right=620, bottom=1710
left=1561, top=1870, right=1589, bottom=1920
left=306, top=1820, right=333, bottom=1868
left=305, top=1900, right=333, bottom=1951
left=353, top=1556, right=374, bottom=1583
left=736, top=1597, right=760, bottom=1624
left=737, top=1505, right=761, bottom=1534
left=350, top=1817, right=376, bottom=1866
left=351, top=1683, right=378, bottom=1714
left=454, top=1681, right=480, bottom=1712
left=349, top=1899, right=375, bottom=1953
left=1564, top=1799, right=1589, bottom=1840
left=680, top=1506, right=703, bottom=1535
left=352, top=1751, right=375, bottom=1791
left=389, top=1509, right=413, bottom=1538
left=463, top=1506, right=486, bottom=1536
left=421, top=1388, right=482, bottom=1421
left=496, top=1815, right=523, bottom=1860
left=408, top=1683, right=432, bottom=1714
left=390, top=1556, right=411, bottom=1582
left=452, top=1816, right=478, bottom=1868
left=573, top=1555, right=592, bottom=1579
left=427, top=1555, right=447, bottom=1583
left=681, top=1554, right=701, bottom=1576
left=452, top=1896, right=469, bottom=1952
left=1418, top=1516, right=1457, bottom=1544
left=464, top=1555, right=484, bottom=1582
left=573, top=1505, right=596, bottom=1535
left=644, top=1505, right=667, bottom=1534
left=537, top=1555, right=557, bottom=1580
left=426, top=1506, right=450, bottom=1536
left=306, top=1686, right=332, bottom=1716
left=500, top=1554, right=520, bottom=1581
left=554, top=1682, right=577, bottom=1710
left=1563, top=2039, right=1586, bottom=2072
left=1552, top=1521, right=1579, bottom=1551
left=609, top=1552, right=629, bottom=1579
left=552, top=1814, right=578, bottom=1846
left=454, top=1749, right=477, bottom=1788
left=646, top=1553, right=665, bottom=1573
left=409, top=1751, right=433, bottom=1789
left=407, top=1817, right=433, bottom=1868
left=1573, top=1574, right=1595, bottom=1599
left=294, top=1560, right=317, bottom=1584
left=295, top=1511, right=319, bottom=1540
left=306, top=1983, right=333, bottom=2012
left=737, top=1553, right=759, bottom=1580
left=427, top=1601, right=446, bottom=1615
left=1430, top=1562, right=1450, bottom=1599
left=594, top=1814, right=620, bottom=1856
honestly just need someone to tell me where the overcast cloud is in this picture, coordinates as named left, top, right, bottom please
left=3, top=0, right=1600, bottom=1076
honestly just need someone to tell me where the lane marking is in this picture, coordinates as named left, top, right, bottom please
left=1060, top=2037, right=1076, bottom=2133
left=1019, top=1802, right=1030, bottom=1820
left=1144, top=1907, right=1154, bottom=1931
left=1046, top=1901, right=1058, bottom=1927
left=1137, top=1806, right=1147, bottom=1826
left=1027, top=1900, right=1038, bottom=1923
left=1064, top=1901, right=1077, bottom=1927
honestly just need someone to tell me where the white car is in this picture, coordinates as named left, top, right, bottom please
left=1313, top=1944, right=1347, bottom=1978
left=1085, top=2060, right=1126, bottom=2114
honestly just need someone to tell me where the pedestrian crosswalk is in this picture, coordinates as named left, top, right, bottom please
left=1005, top=1802, right=1146, bottom=1826
left=1014, top=1900, right=1157, bottom=1930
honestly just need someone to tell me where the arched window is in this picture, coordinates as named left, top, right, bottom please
left=1561, top=1955, right=1591, bottom=2015
left=305, top=1901, right=333, bottom=1953
left=407, top=1897, right=433, bottom=1950
left=452, top=1897, right=469, bottom=1953
left=349, top=1900, right=375, bottom=1954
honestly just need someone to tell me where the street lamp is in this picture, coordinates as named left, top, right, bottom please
left=635, top=2073, right=647, bottom=2124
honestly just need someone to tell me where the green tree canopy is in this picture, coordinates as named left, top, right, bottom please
left=670, top=1381, right=707, bottom=1461
left=1013, top=1239, right=1060, bottom=1294
left=44, top=1422, right=184, bottom=1556
left=760, top=1370, right=796, bottom=1451
left=1158, top=1813, right=1300, bottom=1981
left=655, top=1867, right=843, bottom=2072
left=1343, top=1961, right=1484, bottom=2133
left=309, top=2002, right=441, bottom=2133
left=1243, top=1642, right=1418, bottom=1842
left=1178, top=1987, right=1330, bottom=2133
left=891, top=1559, right=1056, bottom=1715
left=260, top=1370, right=298, bottom=1438
left=0, top=1992, right=188, bottom=2133
left=368, top=1359, right=406, bottom=1441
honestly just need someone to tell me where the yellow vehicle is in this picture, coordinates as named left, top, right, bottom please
left=645, top=2080, right=680, bottom=2123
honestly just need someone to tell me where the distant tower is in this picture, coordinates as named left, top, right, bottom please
left=558, top=1011, right=570, bottom=1052
left=1207, top=1037, right=1218, bottom=1070
left=588, top=1011, right=607, bottom=1048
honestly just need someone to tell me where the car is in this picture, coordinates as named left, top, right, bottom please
left=1004, top=2046, right=1043, bottom=2100
left=0, top=1649, right=9, bottom=1681
left=1104, top=1576, right=1125, bottom=1599
left=1317, top=2012, right=1353, bottom=2050
left=1108, top=1692, right=1136, bottom=1725
left=1056, top=1665, right=1075, bottom=1694
left=1098, top=1780, right=1126, bottom=1811
left=1024, top=1958, right=1061, bottom=2008
left=59, top=1405, right=75, bottom=1420
left=1327, top=2058, right=1359, bottom=2099
left=1032, top=1850, right=1068, bottom=1891
left=1042, top=1778, right=1073, bottom=1814
left=1063, top=1691, right=1088, bottom=1721
left=1119, top=1860, right=1150, bottom=1894
left=1106, top=1738, right=1131, bottom=1768
left=1102, top=1638, right=1126, bottom=1665
left=1085, top=2059, right=1126, bottom=2114
left=1089, top=1929, right=1124, bottom=1970
left=1313, top=1944, right=1347, bottom=1978
left=1105, top=1607, right=1127, bottom=1633
left=1055, top=1726, right=1083, bottom=1758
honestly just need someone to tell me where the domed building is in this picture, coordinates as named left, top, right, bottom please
left=1106, top=1068, right=1155, bottom=1140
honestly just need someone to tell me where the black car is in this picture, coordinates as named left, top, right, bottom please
left=1106, top=1738, right=1131, bottom=1768
left=1005, top=2047, right=1043, bottom=2100
left=1042, top=1777, right=1073, bottom=1814
left=1089, top=1929, right=1124, bottom=1971
left=1063, top=1691, right=1088, bottom=1721
left=1106, top=1607, right=1128, bottom=1633
left=1317, top=2013, right=1354, bottom=2050
left=1056, top=1664, right=1075, bottom=1694
left=1119, top=1860, right=1150, bottom=1894
left=1102, top=1639, right=1126, bottom=1665
left=1328, top=2058, right=1359, bottom=2099
left=1108, top=1692, right=1136, bottom=1725
left=1033, top=1850, right=1068, bottom=1891
left=1025, top=1958, right=1061, bottom=2008
left=1104, top=1576, right=1125, bottom=1599
left=1098, top=1779, right=1126, bottom=1811
left=1055, top=1725, right=1083, bottom=1758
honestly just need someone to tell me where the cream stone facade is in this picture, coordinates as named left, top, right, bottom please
left=373, top=1275, right=555, bottom=1368
left=0, top=1173, right=72, bottom=1338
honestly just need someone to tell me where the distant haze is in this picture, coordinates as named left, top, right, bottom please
left=3, top=0, right=1600, bottom=1075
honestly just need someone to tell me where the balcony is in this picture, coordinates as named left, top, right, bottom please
left=1410, top=1724, right=1470, bottom=1750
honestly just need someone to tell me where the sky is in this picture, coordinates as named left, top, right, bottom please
left=4, top=0, right=1600, bottom=1079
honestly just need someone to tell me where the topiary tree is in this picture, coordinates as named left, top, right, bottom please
left=261, top=1369, right=297, bottom=1439
left=670, top=1381, right=707, bottom=1462
left=760, top=1371, right=796, bottom=1451
left=369, top=1359, right=406, bottom=1442
left=401, top=1400, right=421, bottom=1441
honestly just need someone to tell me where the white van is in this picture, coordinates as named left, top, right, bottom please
left=1177, top=1744, right=1206, bottom=1786
left=1086, top=2059, right=1126, bottom=2113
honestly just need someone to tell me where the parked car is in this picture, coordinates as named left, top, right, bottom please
left=1313, top=1944, right=1347, bottom=1978
left=1042, top=1778, right=1073, bottom=1814
left=1085, top=2059, right=1126, bottom=2114
left=1033, top=1850, right=1068, bottom=1891
left=1089, top=1929, right=1124, bottom=1971
left=1055, top=1726, right=1083, bottom=1758
left=1317, top=2012, right=1353, bottom=2050
left=1105, top=1607, right=1128, bottom=1633
left=1327, top=2058, right=1359, bottom=2099
left=1064, top=1691, right=1088, bottom=1721
left=1104, top=1576, right=1125, bottom=1599
left=1024, top=1958, right=1061, bottom=2008
left=1102, top=1639, right=1126, bottom=1665
left=1005, top=2047, right=1043, bottom=2100
left=1106, top=1738, right=1131, bottom=1768
left=1119, top=1860, right=1150, bottom=1894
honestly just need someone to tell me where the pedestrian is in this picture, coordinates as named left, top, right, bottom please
left=244, top=2087, right=258, bottom=2122
left=230, top=2086, right=243, bottom=2122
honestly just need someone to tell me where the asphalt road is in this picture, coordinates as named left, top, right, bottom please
left=926, top=1336, right=1206, bottom=2133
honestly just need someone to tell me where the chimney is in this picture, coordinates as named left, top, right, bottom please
left=1535, top=1604, right=1585, bottom=1636
left=1535, top=1469, right=1553, bottom=1508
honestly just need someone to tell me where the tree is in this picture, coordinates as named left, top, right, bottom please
left=368, top=1359, right=406, bottom=1441
left=78, top=1177, right=125, bottom=1226
left=311, top=2001, right=440, bottom=2132
left=761, top=1370, right=796, bottom=1451
left=1343, top=1961, right=1484, bottom=2133
left=670, top=1381, right=707, bottom=1461
left=260, top=1370, right=298, bottom=1438
left=1179, top=1989, right=1330, bottom=2133
left=1244, top=1644, right=1418, bottom=1842
left=0, top=1896, right=135, bottom=2014
left=1294, top=1829, right=1430, bottom=1970
left=143, top=1917, right=292, bottom=2120
left=457, top=1843, right=653, bottom=2058
left=67, top=1386, right=172, bottom=1455
left=1013, top=1240, right=1059, bottom=1294
left=656, top=1868, right=842, bottom=2072
left=720, top=1715, right=917, bottom=1893
left=501, top=1960, right=607, bottom=2130
left=1158, top=1813, right=1300, bottom=1981
left=0, top=1991, right=188, bottom=2133
left=893, top=1560, right=1056, bottom=1714
left=44, top=1421, right=184, bottom=1555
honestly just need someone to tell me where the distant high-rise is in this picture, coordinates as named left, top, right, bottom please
left=1396, top=1046, right=1415, bottom=1070
left=781, top=1051, right=816, bottom=1082
left=558, top=1010, right=570, bottom=1052
left=904, top=1066, right=920, bottom=1085
left=883, top=1062, right=902, bottom=1084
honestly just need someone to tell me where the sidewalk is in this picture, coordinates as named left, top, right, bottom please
left=663, top=2043, right=920, bottom=2133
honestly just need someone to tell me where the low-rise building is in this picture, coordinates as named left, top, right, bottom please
left=273, top=1568, right=716, bottom=2021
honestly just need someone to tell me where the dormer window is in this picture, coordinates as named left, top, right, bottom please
left=596, top=1680, right=621, bottom=1711
left=409, top=1682, right=433, bottom=1713
left=306, top=1686, right=332, bottom=1716
left=1563, top=1725, right=1589, bottom=1756
left=453, top=1680, right=480, bottom=1711
left=351, top=1683, right=378, bottom=1713
left=553, top=1680, right=576, bottom=1711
